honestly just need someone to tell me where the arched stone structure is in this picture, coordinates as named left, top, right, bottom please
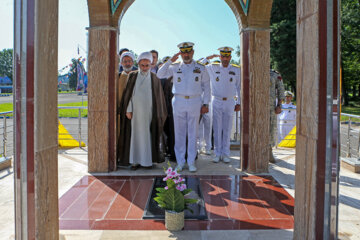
left=86, top=0, right=275, bottom=173
left=13, top=0, right=341, bottom=239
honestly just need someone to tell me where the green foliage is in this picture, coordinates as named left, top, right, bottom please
left=67, top=58, right=82, bottom=90
left=270, top=0, right=296, bottom=93
left=154, top=164, right=198, bottom=213
left=341, top=0, right=360, bottom=105
left=0, top=49, right=13, bottom=80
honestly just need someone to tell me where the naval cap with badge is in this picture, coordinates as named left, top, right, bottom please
left=285, top=91, right=294, bottom=97
left=161, top=56, right=171, bottom=63
left=177, top=42, right=194, bottom=53
left=218, top=46, right=234, bottom=57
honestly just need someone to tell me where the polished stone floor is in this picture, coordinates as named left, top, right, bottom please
left=59, top=174, right=294, bottom=230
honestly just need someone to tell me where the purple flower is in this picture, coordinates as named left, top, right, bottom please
left=164, top=186, right=168, bottom=190
left=166, top=167, right=173, bottom=175
left=163, top=176, right=169, bottom=181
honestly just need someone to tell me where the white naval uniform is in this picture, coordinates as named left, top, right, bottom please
left=157, top=60, right=210, bottom=166
left=205, top=62, right=241, bottom=158
left=278, top=103, right=296, bottom=141
left=197, top=104, right=212, bottom=152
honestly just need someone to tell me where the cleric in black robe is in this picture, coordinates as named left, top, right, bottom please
left=117, top=52, right=167, bottom=168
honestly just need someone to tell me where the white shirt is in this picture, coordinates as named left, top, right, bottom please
left=157, top=60, right=211, bottom=104
left=205, top=62, right=241, bottom=104
left=279, top=103, right=296, bottom=121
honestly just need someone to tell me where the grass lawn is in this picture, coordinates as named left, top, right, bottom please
left=0, top=101, right=88, bottom=118
left=341, top=101, right=360, bottom=122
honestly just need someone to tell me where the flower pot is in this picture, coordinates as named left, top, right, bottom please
left=165, top=210, right=184, bottom=231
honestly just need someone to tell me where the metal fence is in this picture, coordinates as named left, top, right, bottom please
left=0, top=107, right=89, bottom=159
left=58, top=106, right=88, bottom=148
left=1, top=107, right=359, bottom=158
left=0, top=111, right=13, bottom=159
left=340, top=113, right=360, bottom=158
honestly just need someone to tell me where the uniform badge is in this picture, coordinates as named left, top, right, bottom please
left=193, top=68, right=201, bottom=74
left=195, top=77, right=199, bottom=82
left=177, top=69, right=182, bottom=73
left=229, top=71, right=235, bottom=75
left=177, top=77, right=181, bottom=82
left=216, top=77, right=220, bottom=82
left=216, top=71, right=220, bottom=74
left=230, top=78, right=233, bottom=82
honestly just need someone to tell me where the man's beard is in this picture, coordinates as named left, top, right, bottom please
left=140, top=69, right=150, bottom=75
left=123, top=66, right=133, bottom=73
left=221, top=60, right=230, bottom=67
left=183, top=57, right=192, bottom=64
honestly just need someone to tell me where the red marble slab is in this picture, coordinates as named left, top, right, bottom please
left=103, top=180, right=141, bottom=220
left=200, top=180, right=229, bottom=219
left=81, top=180, right=125, bottom=220
left=59, top=175, right=295, bottom=230
left=126, top=179, right=154, bottom=219
left=60, top=180, right=105, bottom=219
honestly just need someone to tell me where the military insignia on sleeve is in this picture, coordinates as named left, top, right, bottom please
left=193, top=68, right=201, bottom=74
left=195, top=77, right=199, bottom=82
left=177, top=77, right=181, bottom=82
left=216, top=77, right=220, bottom=82
left=230, top=78, right=233, bottom=82
left=229, top=71, right=235, bottom=75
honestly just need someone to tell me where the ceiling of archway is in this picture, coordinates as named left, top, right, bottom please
left=110, top=0, right=250, bottom=16
left=239, top=0, right=250, bottom=15
left=111, top=0, right=122, bottom=15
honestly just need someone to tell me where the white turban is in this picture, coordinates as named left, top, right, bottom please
left=137, top=51, right=153, bottom=63
left=120, top=51, right=135, bottom=63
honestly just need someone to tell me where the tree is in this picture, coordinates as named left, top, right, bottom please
left=67, top=58, right=81, bottom=90
left=341, top=0, right=360, bottom=105
left=0, top=49, right=13, bottom=80
left=270, top=0, right=296, bottom=94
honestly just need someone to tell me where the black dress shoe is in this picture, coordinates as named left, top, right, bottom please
left=130, top=164, right=140, bottom=170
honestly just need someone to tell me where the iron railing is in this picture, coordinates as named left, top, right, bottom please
left=0, top=107, right=89, bottom=159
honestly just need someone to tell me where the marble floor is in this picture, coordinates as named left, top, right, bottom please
left=59, top=175, right=294, bottom=231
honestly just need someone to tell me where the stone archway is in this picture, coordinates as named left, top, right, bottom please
left=13, top=0, right=341, bottom=239
left=87, top=0, right=275, bottom=174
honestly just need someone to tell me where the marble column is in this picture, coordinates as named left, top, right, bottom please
left=14, top=0, right=59, bottom=239
left=294, top=0, right=340, bottom=239
left=87, top=26, right=118, bottom=173
left=240, top=29, right=271, bottom=173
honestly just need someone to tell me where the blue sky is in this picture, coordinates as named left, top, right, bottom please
left=0, top=0, right=240, bottom=71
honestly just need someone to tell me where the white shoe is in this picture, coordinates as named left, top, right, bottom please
left=223, top=156, right=231, bottom=163
left=213, top=156, right=221, bottom=163
left=188, top=164, right=197, bottom=172
left=204, top=149, right=212, bottom=155
left=176, top=164, right=184, bottom=172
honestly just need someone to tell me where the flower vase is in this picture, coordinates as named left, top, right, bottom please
left=165, top=210, right=184, bottom=231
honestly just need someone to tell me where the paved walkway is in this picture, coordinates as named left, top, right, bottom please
left=0, top=147, right=359, bottom=239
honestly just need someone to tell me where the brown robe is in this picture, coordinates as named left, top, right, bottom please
left=116, top=72, right=129, bottom=142
left=117, top=71, right=167, bottom=166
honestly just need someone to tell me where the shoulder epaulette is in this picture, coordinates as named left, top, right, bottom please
left=171, top=61, right=180, bottom=65
left=231, top=64, right=241, bottom=68
left=196, top=61, right=206, bottom=66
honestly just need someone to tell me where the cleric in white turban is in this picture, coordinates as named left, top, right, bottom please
left=117, top=52, right=167, bottom=170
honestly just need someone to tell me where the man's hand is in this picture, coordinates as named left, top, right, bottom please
left=275, top=106, right=282, bottom=114
left=126, top=112, right=133, bottom=120
left=171, top=52, right=181, bottom=62
left=234, top=104, right=241, bottom=112
left=200, top=106, right=209, bottom=114
left=206, top=54, right=220, bottom=60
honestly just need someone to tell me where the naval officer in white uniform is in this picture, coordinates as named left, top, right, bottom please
left=203, top=47, right=241, bottom=163
left=157, top=42, right=210, bottom=172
